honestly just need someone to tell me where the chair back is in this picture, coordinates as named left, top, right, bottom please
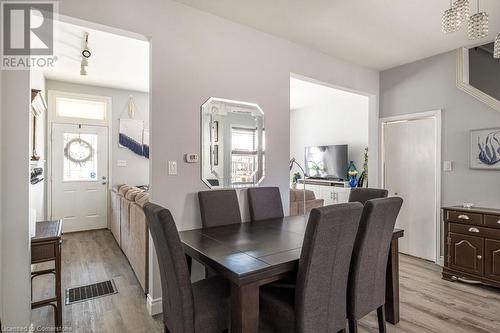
left=144, top=203, right=194, bottom=333
left=247, top=187, right=284, bottom=221
left=295, top=203, right=363, bottom=333
left=198, top=189, right=242, bottom=227
left=347, top=197, right=403, bottom=320
left=348, top=188, right=388, bottom=205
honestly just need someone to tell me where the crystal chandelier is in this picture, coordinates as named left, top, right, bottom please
left=468, top=0, right=488, bottom=39
left=494, top=33, right=500, bottom=59
left=442, top=1, right=461, bottom=33
left=454, top=0, right=470, bottom=23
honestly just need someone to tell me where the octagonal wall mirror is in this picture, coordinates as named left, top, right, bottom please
left=457, top=45, right=500, bottom=112
left=201, top=97, right=265, bottom=189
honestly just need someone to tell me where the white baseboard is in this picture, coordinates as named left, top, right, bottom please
left=147, top=294, right=162, bottom=316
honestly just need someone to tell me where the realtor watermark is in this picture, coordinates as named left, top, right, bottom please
left=1, top=0, right=58, bottom=69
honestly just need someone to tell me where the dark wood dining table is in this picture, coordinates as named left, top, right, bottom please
left=179, top=215, right=404, bottom=333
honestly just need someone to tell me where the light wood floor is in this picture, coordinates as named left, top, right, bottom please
left=32, top=230, right=500, bottom=333
left=32, top=230, right=163, bottom=333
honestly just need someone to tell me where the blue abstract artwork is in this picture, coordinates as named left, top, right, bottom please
left=470, top=128, right=500, bottom=170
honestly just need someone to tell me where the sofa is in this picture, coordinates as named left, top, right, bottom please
left=289, top=188, right=324, bottom=216
left=110, top=185, right=149, bottom=293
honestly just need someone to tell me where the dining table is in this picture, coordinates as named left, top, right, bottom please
left=179, top=214, right=404, bottom=333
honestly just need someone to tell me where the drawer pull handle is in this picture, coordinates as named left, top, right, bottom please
left=477, top=255, right=482, bottom=260
left=497, top=220, right=500, bottom=224
left=468, top=227, right=480, bottom=233
left=458, top=214, right=470, bottom=220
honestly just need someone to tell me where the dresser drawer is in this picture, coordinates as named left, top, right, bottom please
left=484, top=215, right=500, bottom=229
left=446, top=211, right=483, bottom=225
left=449, top=223, right=500, bottom=239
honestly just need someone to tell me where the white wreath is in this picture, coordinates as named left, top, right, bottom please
left=64, top=138, right=94, bottom=165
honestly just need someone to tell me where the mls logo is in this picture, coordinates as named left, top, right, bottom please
left=1, top=1, right=56, bottom=69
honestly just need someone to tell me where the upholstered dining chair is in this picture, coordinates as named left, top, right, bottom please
left=144, top=203, right=230, bottom=333
left=198, top=189, right=242, bottom=227
left=347, top=197, right=403, bottom=333
left=348, top=188, right=388, bottom=205
left=247, top=187, right=284, bottom=221
left=259, top=203, right=364, bottom=333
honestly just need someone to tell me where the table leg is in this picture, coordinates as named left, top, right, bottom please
left=230, top=281, right=259, bottom=333
left=55, top=240, right=62, bottom=330
left=385, top=238, right=400, bottom=324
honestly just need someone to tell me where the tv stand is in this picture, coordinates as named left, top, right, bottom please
left=298, top=179, right=350, bottom=205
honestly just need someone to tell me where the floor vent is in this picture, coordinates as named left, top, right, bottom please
left=65, top=279, right=117, bottom=305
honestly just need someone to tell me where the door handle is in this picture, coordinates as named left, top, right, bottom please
left=468, top=227, right=480, bottom=233
left=101, top=181, right=107, bottom=185
left=458, top=214, right=470, bottom=220
left=477, top=255, right=482, bottom=260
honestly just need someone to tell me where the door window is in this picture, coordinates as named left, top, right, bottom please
left=63, top=133, right=98, bottom=181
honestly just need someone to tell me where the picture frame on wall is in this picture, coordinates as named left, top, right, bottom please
left=470, top=128, right=500, bottom=170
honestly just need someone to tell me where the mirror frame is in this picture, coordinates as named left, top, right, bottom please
left=456, top=48, right=500, bottom=113
left=200, top=97, right=265, bottom=189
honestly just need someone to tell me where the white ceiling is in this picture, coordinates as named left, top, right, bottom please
left=43, top=20, right=150, bottom=92
left=173, top=0, right=500, bottom=70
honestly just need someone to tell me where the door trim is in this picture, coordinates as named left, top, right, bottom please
left=47, top=90, right=113, bottom=224
left=379, top=110, right=442, bottom=265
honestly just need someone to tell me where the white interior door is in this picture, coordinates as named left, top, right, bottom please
left=51, top=123, right=108, bottom=232
left=383, top=116, right=438, bottom=261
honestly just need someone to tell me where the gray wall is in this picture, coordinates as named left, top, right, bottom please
left=0, top=70, right=31, bottom=327
left=469, top=47, right=500, bottom=101
left=45, top=80, right=150, bottom=187
left=1, top=0, right=379, bottom=323
left=380, top=51, right=500, bottom=209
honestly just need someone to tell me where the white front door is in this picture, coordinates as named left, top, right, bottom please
left=51, top=123, right=109, bottom=232
left=383, top=116, right=438, bottom=262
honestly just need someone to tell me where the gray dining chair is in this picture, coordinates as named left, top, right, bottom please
left=259, top=202, right=364, bottom=333
left=198, top=189, right=242, bottom=227
left=247, top=187, right=284, bottom=221
left=347, top=197, right=403, bottom=333
left=144, top=202, right=230, bottom=333
left=348, top=188, right=388, bottom=205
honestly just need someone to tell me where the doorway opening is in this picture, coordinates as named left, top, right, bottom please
left=289, top=74, right=375, bottom=214
left=29, top=14, right=156, bottom=331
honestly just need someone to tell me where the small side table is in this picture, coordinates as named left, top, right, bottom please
left=31, top=220, right=63, bottom=330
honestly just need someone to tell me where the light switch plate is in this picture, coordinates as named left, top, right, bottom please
left=168, top=161, right=177, bottom=175
left=117, top=160, right=127, bottom=167
left=443, top=161, right=453, bottom=172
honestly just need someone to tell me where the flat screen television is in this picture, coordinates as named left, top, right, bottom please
left=304, top=145, right=348, bottom=181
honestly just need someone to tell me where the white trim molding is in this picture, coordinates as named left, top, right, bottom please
left=456, top=48, right=500, bottom=113
left=146, top=294, right=162, bottom=316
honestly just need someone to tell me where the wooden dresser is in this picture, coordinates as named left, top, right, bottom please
left=443, top=206, right=500, bottom=287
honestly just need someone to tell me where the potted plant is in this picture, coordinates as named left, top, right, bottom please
left=291, top=172, right=301, bottom=189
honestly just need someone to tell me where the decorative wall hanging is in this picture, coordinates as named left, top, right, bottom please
left=119, top=118, right=144, bottom=156
left=64, top=137, right=94, bottom=165
left=470, top=128, right=500, bottom=169
left=118, top=96, right=149, bottom=159
left=142, top=128, right=150, bottom=159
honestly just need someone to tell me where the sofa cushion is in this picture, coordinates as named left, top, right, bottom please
left=135, top=192, right=150, bottom=207
left=125, top=188, right=142, bottom=201
left=118, top=185, right=132, bottom=196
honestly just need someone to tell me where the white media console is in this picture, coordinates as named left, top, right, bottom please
left=299, top=179, right=351, bottom=205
